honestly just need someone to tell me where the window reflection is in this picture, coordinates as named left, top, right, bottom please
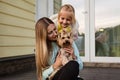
left=95, top=28, right=109, bottom=56
left=95, top=0, right=120, bottom=57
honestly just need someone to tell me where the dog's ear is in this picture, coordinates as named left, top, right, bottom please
left=57, top=32, right=61, bottom=39
left=69, top=31, right=73, bottom=38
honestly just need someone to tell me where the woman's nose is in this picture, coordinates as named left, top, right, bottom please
left=53, top=31, right=57, bottom=35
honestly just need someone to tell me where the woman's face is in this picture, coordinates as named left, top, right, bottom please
left=59, top=10, right=72, bottom=28
left=47, top=24, right=58, bottom=41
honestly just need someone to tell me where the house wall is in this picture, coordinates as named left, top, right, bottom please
left=0, top=0, right=35, bottom=58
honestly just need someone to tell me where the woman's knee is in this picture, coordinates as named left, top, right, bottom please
left=68, top=61, right=79, bottom=67
left=66, top=61, right=79, bottom=72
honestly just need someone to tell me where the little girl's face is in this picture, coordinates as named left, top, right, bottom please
left=59, top=11, right=72, bottom=28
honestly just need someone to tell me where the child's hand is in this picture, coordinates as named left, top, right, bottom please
left=63, top=47, right=76, bottom=60
left=63, top=47, right=74, bottom=55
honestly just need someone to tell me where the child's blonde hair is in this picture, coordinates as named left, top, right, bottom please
left=58, top=4, right=76, bottom=24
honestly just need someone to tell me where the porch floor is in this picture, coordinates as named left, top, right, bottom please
left=0, top=67, right=120, bottom=80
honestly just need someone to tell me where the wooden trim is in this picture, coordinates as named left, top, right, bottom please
left=0, top=34, right=35, bottom=39
left=0, top=23, right=34, bottom=30
left=0, top=11, right=34, bottom=22
left=0, top=0, right=35, bottom=14
left=0, top=45, right=35, bottom=47
left=23, top=0, right=35, bottom=6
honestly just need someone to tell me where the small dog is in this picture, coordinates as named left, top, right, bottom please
left=57, top=31, right=76, bottom=61
left=47, top=31, right=76, bottom=80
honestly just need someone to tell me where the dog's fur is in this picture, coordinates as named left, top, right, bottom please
left=47, top=31, right=76, bottom=80
left=57, top=31, right=75, bottom=60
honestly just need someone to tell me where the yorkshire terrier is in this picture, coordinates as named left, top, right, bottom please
left=47, top=31, right=76, bottom=80
left=57, top=31, right=76, bottom=61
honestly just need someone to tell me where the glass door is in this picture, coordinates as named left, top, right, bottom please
left=91, top=0, right=120, bottom=63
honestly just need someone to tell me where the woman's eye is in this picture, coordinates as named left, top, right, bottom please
left=48, top=31, right=52, bottom=34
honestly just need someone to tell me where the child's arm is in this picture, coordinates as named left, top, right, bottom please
left=72, top=41, right=83, bottom=70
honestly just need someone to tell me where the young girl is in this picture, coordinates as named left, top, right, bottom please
left=35, top=17, right=83, bottom=80
left=50, top=4, right=81, bottom=52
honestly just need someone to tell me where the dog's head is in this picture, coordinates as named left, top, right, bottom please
left=57, top=31, right=73, bottom=48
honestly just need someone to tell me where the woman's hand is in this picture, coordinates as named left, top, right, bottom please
left=53, top=51, right=62, bottom=70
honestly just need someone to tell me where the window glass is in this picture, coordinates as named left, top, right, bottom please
left=95, top=0, right=120, bottom=57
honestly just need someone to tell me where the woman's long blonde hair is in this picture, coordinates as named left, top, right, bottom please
left=35, top=17, right=54, bottom=80
left=58, top=4, right=76, bottom=24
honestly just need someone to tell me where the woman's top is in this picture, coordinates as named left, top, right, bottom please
left=42, top=41, right=83, bottom=80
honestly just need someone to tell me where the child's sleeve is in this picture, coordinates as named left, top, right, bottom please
left=72, top=21, right=80, bottom=40
left=72, top=41, right=83, bottom=71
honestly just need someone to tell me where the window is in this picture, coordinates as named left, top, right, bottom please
left=95, top=0, right=120, bottom=57
left=36, top=0, right=120, bottom=63
left=91, top=0, right=120, bottom=62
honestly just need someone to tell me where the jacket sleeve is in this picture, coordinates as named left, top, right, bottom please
left=42, top=42, right=59, bottom=80
left=42, top=65, right=54, bottom=80
left=72, top=41, right=83, bottom=71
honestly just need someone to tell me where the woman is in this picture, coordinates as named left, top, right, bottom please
left=35, top=17, right=83, bottom=80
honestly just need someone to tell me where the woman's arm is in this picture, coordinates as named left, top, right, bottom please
left=42, top=66, right=54, bottom=80
left=42, top=42, right=62, bottom=80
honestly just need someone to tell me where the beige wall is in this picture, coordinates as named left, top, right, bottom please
left=0, top=0, right=35, bottom=57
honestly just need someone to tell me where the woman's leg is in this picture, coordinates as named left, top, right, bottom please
left=52, top=61, right=79, bottom=80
